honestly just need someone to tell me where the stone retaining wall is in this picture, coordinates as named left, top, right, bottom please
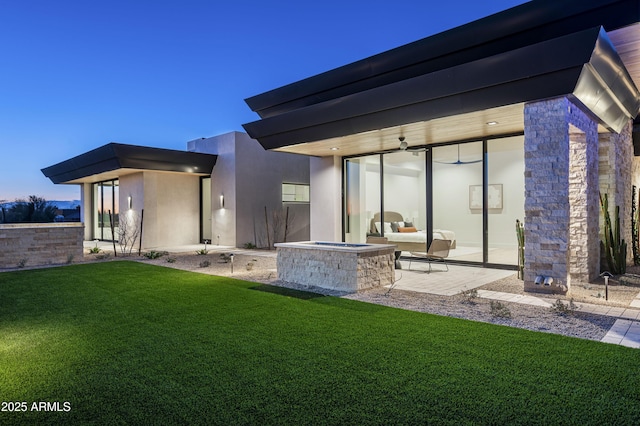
left=276, top=244, right=395, bottom=292
left=0, top=223, right=84, bottom=269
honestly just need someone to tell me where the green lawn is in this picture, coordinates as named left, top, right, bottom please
left=1, top=261, right=639, bottom=425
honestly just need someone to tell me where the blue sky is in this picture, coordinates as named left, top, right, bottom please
left=0, top=0, right=527, bottom=202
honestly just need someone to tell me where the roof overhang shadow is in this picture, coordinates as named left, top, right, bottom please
left=41, top=143, right=217, bottom=184
left=243, top=27, right=640, bottom=151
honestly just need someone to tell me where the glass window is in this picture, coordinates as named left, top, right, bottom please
left=282, top=183, right=310, bottom=203
left=432, top=142, right=483, bottom=262
left=342, top=136, right=524, bottom=268
left=93, top=180, right=119, bottom=241
left=201, top=177, right=212, bottom=242
left=383, top=150, right=427, bottom=251
left=487, top=136, right=525, bottom=265
left=344, top=155, right=380, bottom=244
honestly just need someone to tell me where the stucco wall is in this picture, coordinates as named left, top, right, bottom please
left=117, top=171, right=200, bottom=250
left=310, top=156, right=342, bottom=242
left=141, top=171, right=200, bottom=248
left=118, top=172, right=145, bottom=250
left=0, top=223, right=84, bottom=268
left=189, top=133, right=237, bottom=246
left=235, top=132, right=310, bottom=248
left=189, top=131, right=310, bottom=248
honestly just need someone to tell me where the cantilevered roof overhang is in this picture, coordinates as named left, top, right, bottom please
left=41, top=143, right=217, bottom=184
left=243, top=0, right=640, bottom=156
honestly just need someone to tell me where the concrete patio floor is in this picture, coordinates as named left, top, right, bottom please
left=392, top=261, right=514, bottom=296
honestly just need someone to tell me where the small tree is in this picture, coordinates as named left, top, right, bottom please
left=6, top=195, right=57, bottom=223
left=118, top=212, right=141, bottom=256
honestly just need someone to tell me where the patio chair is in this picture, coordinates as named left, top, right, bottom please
left=408, top=239, right=451, bottom=272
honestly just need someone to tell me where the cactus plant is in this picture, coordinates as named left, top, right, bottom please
left=516, top=219, right=525, bottom=280
left=599, top=192, right=627, bottom=275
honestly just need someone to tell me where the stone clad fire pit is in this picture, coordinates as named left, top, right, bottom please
left=274, top=241, right=396, bottom=293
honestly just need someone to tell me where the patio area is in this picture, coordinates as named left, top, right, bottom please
left=392, top=260, right=514, bottom=296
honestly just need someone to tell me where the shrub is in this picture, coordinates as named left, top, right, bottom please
left=166, top=257, right=176, bottom=263
left=199, top=260, right=211, bottom=268
left=550, top=298, right=577, bottom=316
left=196, top=249, right=208, bottom=255
left=243, top=242, right=257, bottom=249
left=16, top=258, right=27, bottom=268
left=490, top=300, right=511, bottom=318
left=144, top=251, right=166, bottom=260
left=460, top=288, right=478, bottom=304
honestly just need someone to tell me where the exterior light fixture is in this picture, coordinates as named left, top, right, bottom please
left=127, top=195, right=132, bottom=210
left=330, top=147, right=339, bottom=151
left=220, top=194, right=224, bottom=209
left=486, top=121, right=498, bottom=126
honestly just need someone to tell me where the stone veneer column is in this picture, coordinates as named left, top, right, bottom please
left=524, top=97, right=598, bottom=293
left=598, top=121, right=634, bottom=265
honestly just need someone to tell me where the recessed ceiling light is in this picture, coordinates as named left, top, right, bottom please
left=330, top=147, right=339, bottom=151
left=486, top=121, right=498, bottom=126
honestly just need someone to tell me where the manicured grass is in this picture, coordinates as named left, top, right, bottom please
left=1, top=261, right=639, bottom=425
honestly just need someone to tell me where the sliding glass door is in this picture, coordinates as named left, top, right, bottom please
left=93, top=180, right=119, bottom=241
left=342, top=134, right=524, bottom=268
left=383, top=151, right=427, bottom=250
left=432, top=142, right=483, bottom=262
left=487, top=136, right=524, bottom=265
left=201, top=177, right=212, bottom=243
left=344, top=155, right=380, bottom=244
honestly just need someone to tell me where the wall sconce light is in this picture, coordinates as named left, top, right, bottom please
left=127, top=195, right=132, bottom=210
left=220, top=194, right=224, bottom=209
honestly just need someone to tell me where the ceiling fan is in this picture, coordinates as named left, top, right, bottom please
left=398, top=136, right=427, bottom=154
left=433, top=144, right=482, bottom=165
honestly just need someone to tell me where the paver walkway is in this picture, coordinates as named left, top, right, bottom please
left=477, top=289, right=640, bottom=349
left=389, top=263, right=640, bottom=348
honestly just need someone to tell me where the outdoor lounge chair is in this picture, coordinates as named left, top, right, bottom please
left=408, top=239, right=451, bottom=272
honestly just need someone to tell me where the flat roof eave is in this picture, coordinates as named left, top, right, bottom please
left=245, top=0, right=640, bottom=119
left=41, top=143, right=217, bottom=185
